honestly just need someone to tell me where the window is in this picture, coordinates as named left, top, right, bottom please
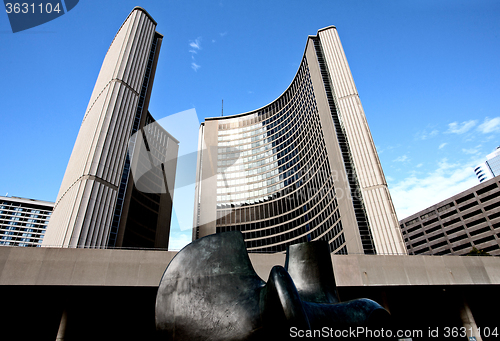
left=446, top=226, right=464, bottom=235
left=480, top=191, right=500, bottom=203
left=456, top=193, right=475, bottom=204
left=466, top=218, right=487, bottom=229
left=453, top=243, right=472, bottom=252
left=469, top=225, right=491, bottom=236
left=443, top=218, right=461, bottom=228
left=405, top=217, right=419, bottom=227
left=420, top=211, right=437, bottom=220
left=476, top=183, right=498, bottom=196
left=423, top=218, right=439, bottom=227
left=449, top=234, right=469, bottom=243
left=428, top=233, right=444, bottom=242
left=458, top=201, right=479, bottom=212
left=462, top=209, right=482, bottom=220
left=437, top=202, right=454, bottom=212
left=440, top=210, right=458, bottom=220
left=426, top=225, right=442, bottom=234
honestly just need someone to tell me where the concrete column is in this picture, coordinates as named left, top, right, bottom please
left=55, top=309, right=67, bottom=341
left=460, top=296, right=482, bottom=341
left=380, top=290, right=391, bottom=314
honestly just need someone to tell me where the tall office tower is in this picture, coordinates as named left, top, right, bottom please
left=193, top=27, right=406, bottom=255
left=0, top=196, right=53, bottom=247
left=43, top=8, right=177, bottom=249
left=474, top=147, right=500, bottom=183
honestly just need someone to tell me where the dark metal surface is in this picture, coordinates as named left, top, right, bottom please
left=155, top=231, right=265, bottom=340
left=156, top=231, right=391, bottom=340
left=285, top=240, right=391, bottom=330
left=285, top=241, right=340, bottom=304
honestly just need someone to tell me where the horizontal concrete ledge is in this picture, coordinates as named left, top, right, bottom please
left=0, top=246, right=176, bottom=287
left=331, top=254, right=500, bottom=287
left=1, top=246, right=499, bottom=287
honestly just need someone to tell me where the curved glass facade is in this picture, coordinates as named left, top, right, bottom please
left=214, top=60, right=346, bottom=253
left=194, top=26, right=406, bottom=256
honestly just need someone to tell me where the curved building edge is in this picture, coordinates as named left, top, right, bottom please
left=194, top=27, right=369, bottom=254
left=205, top=27, right=336, bottom=122
left=194, top=26, right=407, bottom=255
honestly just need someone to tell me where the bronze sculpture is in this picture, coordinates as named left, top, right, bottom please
left=156, top=231, right=390, bottom=340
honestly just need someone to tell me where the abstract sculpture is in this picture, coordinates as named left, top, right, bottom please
left=156, top=231, right=390, bottom=340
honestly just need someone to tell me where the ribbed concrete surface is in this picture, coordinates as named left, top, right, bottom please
left=43, top=8, right=158, bottom=248
left=318, top=27, right=406, bottom=255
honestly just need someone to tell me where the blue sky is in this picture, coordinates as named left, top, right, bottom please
left=1, top=1, right=499, bottom=250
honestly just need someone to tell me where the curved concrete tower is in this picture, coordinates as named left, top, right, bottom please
left=43, top=8, right=167, bottom=248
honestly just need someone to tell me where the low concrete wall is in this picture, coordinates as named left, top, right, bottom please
left=0, top=246, right=175, bottom=287
left=331, top=254, right=500, bottom=286
left=1, top=246, right=500, bottom=288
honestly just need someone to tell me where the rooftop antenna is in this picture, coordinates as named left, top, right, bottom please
left=222, top=99, right=224, bottom=117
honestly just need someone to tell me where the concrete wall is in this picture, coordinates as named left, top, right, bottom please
left=2, top=246, right=500, bottom=287
left=0, top=246, right=175, bottom=287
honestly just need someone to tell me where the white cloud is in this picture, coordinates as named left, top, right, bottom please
left=189, top=38, right=202, bottom=50
left=393, top=155, right=408, bottom=163
left=477, top=117, right=500, bottom=134
left=191, top=62, right=201, bottom=72
left=439, top=143, right=447, bottom=149
left=416, top=129, right=439, bottom=140
left=389, top=158, right=479, bottom=220
left=446, top=120, right=477, bottom=134
left=462, top=145, right=481, bottom=155
left=189, top=38, right=202, bottom=71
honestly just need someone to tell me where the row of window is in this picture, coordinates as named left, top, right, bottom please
left=215, top=59, right=345, bottom=253
left=0, top=209, right=51, bottom=216
left=217, top=80, right=325, bottom=206
left=218, top=110, right=318, bottom=180
left=402, top=182, right=499, bottom=229
left=405, top=217, right=500, bottom=255
left=217, top=89, right=315, bottom=145
left=217, top=131, right=328, bottom=204
left=217, top=142, right=329, bottom=205
left=217, top=175, right=338, bottom=230
left=242, top=212, right=346, bottom=254
left=216, top=89, right=317, bottom=175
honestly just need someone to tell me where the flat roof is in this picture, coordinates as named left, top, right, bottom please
left=0, top=196, right=54, bottom=207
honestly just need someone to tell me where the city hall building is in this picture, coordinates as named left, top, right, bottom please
left=193, top=27, right=406, bottom=255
